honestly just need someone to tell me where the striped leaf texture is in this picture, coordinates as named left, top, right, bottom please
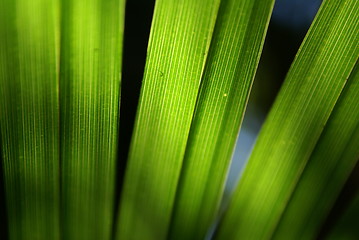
left=216, top=0, right=359, bottom=239
left=116, top=0, right=220, bottom=239
left=60, top=0, right=125, bottom=239
left=169, top=0, right=275, bottom=239
left=0, top=0, right=61, bottom=239
left=272, top=62, right=359, bottom=239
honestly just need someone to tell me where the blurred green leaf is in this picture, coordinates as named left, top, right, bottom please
left=327, top=192, right=359, bottom=240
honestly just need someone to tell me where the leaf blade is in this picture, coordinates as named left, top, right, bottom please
left=115, top=0, right=220, bottom=239
left=60, top=0, right=125, bottom=239
left=216, top=0, right=359, bottom=239
left=168, top=0, right=275, bottom=239
left=327, top=192, right=359, bottom=240
left=272, top=63, right=359, bottom=239
left=0, top=0, right=61, bottom=239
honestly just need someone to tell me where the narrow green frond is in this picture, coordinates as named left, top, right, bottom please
left=60, top=0, right=125, bottom=239
left=216, top=0, right=359, bottom=239
left=169, top=0, right=275, bottom=239
left=0, top=0, right=60, bottom=239
left=115, top=0, right=220, bottom=239
left=272, top=63, right=359, bottom=239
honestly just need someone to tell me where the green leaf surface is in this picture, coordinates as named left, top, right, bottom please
left=60, top=0, right=124, bottom=239
left=272, top=62, right=359, bottom=239
left=327, top=192, right=359, bottom=240
left=168, top=0, right=275, bottom=239
left=0, top=0, right=60, bottom=239
left=216, top=0, right=359, bottom=239
left=115, top=0, right=220, bottom=239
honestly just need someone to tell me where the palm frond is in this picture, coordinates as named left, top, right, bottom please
left=0, top=0, right=60, bottom=239
left=115, top=0, right=221, bottom=239
left=169, top=0, right=275, bottom=239
left=60, top=0, right=125, bottom=239
left=273, top=62, right=359, bottom=239
left=216, top=0, right=359, bottom=239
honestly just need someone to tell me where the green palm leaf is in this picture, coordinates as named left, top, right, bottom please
left=115, top=0, right=220, bottom=239
left=272, top=62, right=359, bottom=239
left=0, top=0, right=60, bottom=239
left=216, top=0, right=359, bottom=239
left=1, top=0, right=358, bottom=239
left=169, top=0, right=275, bottom=239
left=60, top=0, right=125, bottom=239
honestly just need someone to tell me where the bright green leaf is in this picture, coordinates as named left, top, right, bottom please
left=272, top=62, right=359, bottom=239
left=216, top=0, right=359, bottom=239
left=168, top=0, right=275, bottom=239
left=60, top=0, right=125, bottom=239
left=0, top=0, right=60, bottom=239
left=115, top=0, right=220, bottom=239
